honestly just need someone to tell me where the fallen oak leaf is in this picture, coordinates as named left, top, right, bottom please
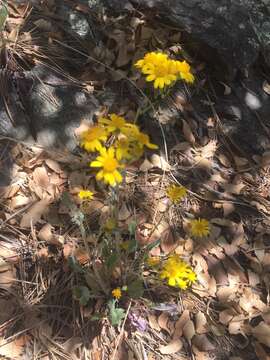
left=158, top=312, right=171, bottom=335
left=183, top=319, right=195, bottom=342
left=20, top=199, right=50, bottom=228
left=148, top=314, right=161, bottom=331
left=192, top=334, right=215, bottom=351
left=239, top=288, right=267, bottom=315
left=252, top=321, right=270, bottom=347
left=195, top=311, right=208, bottom=334
left=159, top=339, right=183, bottom=355
left=38, top=223, right=54, bottom=243
left=173, top=309, right=190, bottom=339
left=182, top=119, right=195, bottom=144
left=32, top=166, right=50, bottom=190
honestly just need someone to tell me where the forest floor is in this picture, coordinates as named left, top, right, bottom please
left=0, top=1, right=270, bottom=359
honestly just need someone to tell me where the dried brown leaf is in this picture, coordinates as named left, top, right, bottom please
left=139, top=158, right=154, bottom=172
left=219, top=309, right=236, bottom=325
left=192, top=334, right=215, bottom=351
left=223, top=202, right=235, bottom=217
left=254, top=341, right=269, bottom=360
left=158, top=312, right=170, bottom=334
left=20, top=199, right=50, bottom=228
left=218, top=154, right=231, bottom=167
left=183, top=319, right=195, bottom=342
left=150, top=154, right=171, bottom=171
left=10, top=195, right=30, bottom=209
left=262, top=80, right=270, bottom=95
left=159, top=339, right=183, bottom=355
left=239, top=288, right=266, bottom=315
left=228, top=317, right=244, bottom=335
left=0, top=265, right=16, bottom=290
left=33, top=166, right=50, bottom=190
left=221, top=182, right=245, bottom=195
left=45, top=159, right=62, bottom=174
left=118, top=203, right=131, bottom=221
left=195, top=312, right=208, bottom=334
left=252, top=322, right=270, bottom=347
left=173, top=310, right=190, bottom=339
left=38, top=223, right=54, bottom=243
left=182, top=119, right=195, bottom=144
left=148, top=314, right=161, bottom=331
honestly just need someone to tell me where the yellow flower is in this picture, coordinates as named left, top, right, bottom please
left=160, top=255, right=196, bottom=289
left=115, top=136, right=132, bottom=161
left=121, top=123, right=141, bottom=138
left=171, top=60, right=195, bottom=84
left=144, top=60, right=177, bottom=89
left=129, top=142, right=144, bottom=160
left=176, top=60, right=191, bottom=73
left=147, top=256, right=160, bottom=267
left=135, top=52, right=177, bottom=89
left=78, top=190, right=94, bottom=201
left=80, top=126, right=108, bottom=152
left=134, top=132, right=158, bottom=150
left=112, top=287, right=122, bottom=299
left=98, top=114, right=127, bottom=133
left=121, top=124, right=158, bottom=152
left=190, top=218, right=210, bottom=238
left=135, top=53, right=195, bottom=88
left=90, top=147, right=123, bottom=186
left=166, top=184, right=187, bottom=203
left=135, top=52, right=169, bottom=73
left=180, top=71, right=195, bottom=84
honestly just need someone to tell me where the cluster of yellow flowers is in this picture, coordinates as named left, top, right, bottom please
left=160, top=254, right=197, bottom=290
left=135, top=52, right=194, bottom=89
left=80, top=114, right=158, bottom=187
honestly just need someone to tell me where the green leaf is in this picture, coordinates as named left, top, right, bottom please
left=68, top=256, right=85, bottom=274
left=84, top=272, right=102, bottom=294
left=108, top=300, right=125, bottom=326
left=106, top=252, right=119, bottom=271
left=128, top=220, right=137, bottom=236
left=127, top=279, right=144, bottom=299
left=90, top=313, right=103, bottom=321
left=144, top=239, right=160, bottom=252
left=127, top=237, right=137, bottom=254
left=0, top=4, right=8, bottom=32
left=73, top=286, right=90, bottom=306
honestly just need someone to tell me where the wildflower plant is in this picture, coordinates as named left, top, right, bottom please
left=71, top=50, right=198, bottom=328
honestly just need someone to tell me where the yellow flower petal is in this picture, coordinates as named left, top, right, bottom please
left=90, top=160, right=102, bottom=167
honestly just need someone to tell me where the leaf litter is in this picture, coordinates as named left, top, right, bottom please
left=0, top=1, right=270, bottom=359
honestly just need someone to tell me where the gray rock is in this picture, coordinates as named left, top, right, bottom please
left=0, top=65, right=99, bottom=151
left=55, top=1, right=102, bottom=43
left=103, top=0, right=270, bottom=74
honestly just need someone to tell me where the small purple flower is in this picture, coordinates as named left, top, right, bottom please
left=128, top=312, right=148, bottom=332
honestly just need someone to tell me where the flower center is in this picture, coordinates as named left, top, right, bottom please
left=103, top=158, right=118, bottom=172
left=155, top=63, right=168, bottom=77
left=196, top=224, right=204, bottom=232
